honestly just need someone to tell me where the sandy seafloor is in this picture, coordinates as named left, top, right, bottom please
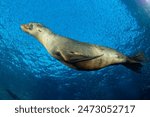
left=0, top=0, right=150, bottom=99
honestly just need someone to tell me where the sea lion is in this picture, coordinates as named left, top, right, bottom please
left=21, top=22, right=144, bottom=72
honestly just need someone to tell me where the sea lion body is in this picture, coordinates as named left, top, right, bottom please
left=21, top=23, right=144, bottom=72
left=48, top=36, right=126, bottom=70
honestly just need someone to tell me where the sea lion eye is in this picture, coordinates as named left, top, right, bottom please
left=29, top=24, right=33, bottom=30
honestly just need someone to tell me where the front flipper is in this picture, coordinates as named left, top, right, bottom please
left=69, top=54, right=104, bottom=63
left=55, top=50, right=104, bottom=63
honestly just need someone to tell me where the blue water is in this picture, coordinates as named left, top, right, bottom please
left=0, top=0, right=150, bottom=99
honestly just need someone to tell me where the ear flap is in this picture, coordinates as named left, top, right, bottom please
left=38, top=29, right=42, bottom=32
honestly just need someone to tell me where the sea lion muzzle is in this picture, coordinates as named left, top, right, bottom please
left=21, top=24, right=29, bottom=31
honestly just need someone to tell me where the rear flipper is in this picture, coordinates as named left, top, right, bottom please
left=122, top=53, right=145, bottom=73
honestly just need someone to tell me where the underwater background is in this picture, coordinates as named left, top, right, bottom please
left=0, top=0, right=150, bottom=100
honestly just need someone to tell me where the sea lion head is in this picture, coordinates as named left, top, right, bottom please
left=21, top=22, right=52, bottom=38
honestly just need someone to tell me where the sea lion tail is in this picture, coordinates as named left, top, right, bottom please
left=122, top=53, right=145, bottom=73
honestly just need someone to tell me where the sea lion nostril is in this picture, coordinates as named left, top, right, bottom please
left=21, top=24, right=28, bottom=29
